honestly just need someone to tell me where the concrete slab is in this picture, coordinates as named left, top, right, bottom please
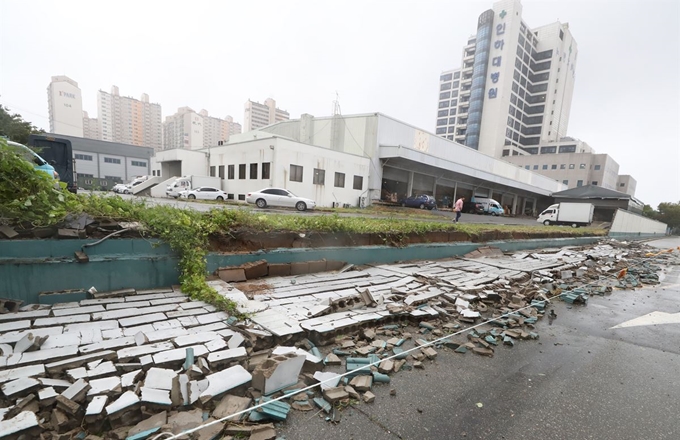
left=118, top=313, right=168, bottom=328
left=0, top=310, right=50, bottom=322
left=152, top=345, right=209, bottom=365
left=79, top=336, right=136, bottom=354
left=0, top=411, right=39, bottom=437
left=199, top=365, right=252, bottom=403
left=7, top=345, right=79, bottom=367
left=141, top=387, right=172, bottom=406
left=117, top=342, right=175, bottom=361
left=33, top=314, right=91, bottom=327
left=144, top=368, right=177, bottom=390
left=40, top=333, right=82, bottom=350
left=45, top=350, right=116, bottom=374
left=105, top=300, right=151, bottom=310
left=0, top=320, right=31, bottom=333
left=52, top=305, right=106, bottom=316
left=121, top=369, right=143, bottom=388
left=173, top=332, right=221, bottom=347
left=1, top=377, right=40, bottom=398
left=87, top=377, right=121, bottom=396
left=206, top=347, right=248, bottom=365
left=63, top=320, right=119, bottom=333
left=85, top=395, right=108, bottom=416
left=105, top=390, right=139, bottom=415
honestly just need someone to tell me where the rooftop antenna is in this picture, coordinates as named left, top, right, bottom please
left=332, top=91, right=341, bottom=116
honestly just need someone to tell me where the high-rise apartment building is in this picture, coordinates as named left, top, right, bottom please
left=47, top=76, right=84, bottom=137
left=199, top=110, right=242, bottom=147
left=243, top=98, right=289, bottom=132
left=82, top=111, right=100, bottom=140
left=97, top=86, right=162, bottom=151
left=163, top=107, right=204, bottom=150
left=163, top=108, right=241, bottom=150
left=436, top=0, right=577, bottom=158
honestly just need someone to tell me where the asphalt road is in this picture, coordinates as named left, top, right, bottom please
left=113, top=192, right=549, bottom=227
left=278, top=236, right=680, bottom=440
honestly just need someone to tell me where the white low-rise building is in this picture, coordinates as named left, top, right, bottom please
left=151, top=132, right=370, bottom=207
left=152, top=112, right=568, bottom=213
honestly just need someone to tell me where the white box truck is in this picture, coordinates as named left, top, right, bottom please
left=165, top=175, right=222, bottom=198
left=537, top=202, right=594, bottom=228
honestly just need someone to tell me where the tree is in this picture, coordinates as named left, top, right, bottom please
left=0, top=105, right=44, bottom=145
left=657, top=202, right=680, bottom=231
left=641, top=204, right=658, bottom=219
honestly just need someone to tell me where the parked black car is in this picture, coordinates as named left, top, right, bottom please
left=463, top=201, right=485, bottom=214
left=399, top=194, right=437, bottom=210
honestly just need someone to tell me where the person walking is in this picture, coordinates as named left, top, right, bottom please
left=454, top=197, right=465, bottom=223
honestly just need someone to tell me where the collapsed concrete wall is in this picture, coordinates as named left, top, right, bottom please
left=609, top=209, right=667, bottom=237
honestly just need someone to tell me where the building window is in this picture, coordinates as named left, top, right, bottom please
left=75, top=154, right=93, bottom=161
left=353, top=175, right=363, bottom=190
left=577, top=180, right=583, bottom=187
left=262, top=162, right=270, bottom=179
left=594, top=165, right=601, bottom=170
left=551, top=164, right=557, bottom=170
left=592, top=181, right=598, bottom=186
left=228, top=165, right=235, bottom=179
left=239, top=164, right=246, bottom=179
left=525, top=165, right=530, bottom=170
left=209, top=166, right=216, bottom=177
left=238, top=194, right=245, bottom=201
left=104, top=157, right=121, bottom=164
left=250, top=163, right=258, bottom=179
left=562, top=180, right=569, bottom=185
left=569, top=164, right=575, bottom=169
left=218, top=165, right=225, bottom=179
left=290, top=165, right=303, bottom=182
left=542, top=164, right=548, bottom=170
left=437, top=118, right=447, bottom=126
left=579, top=164, right=586, bottom=169
left=560, top=164, right=566, bottom=169
left=131, top=160, right=147, bottom=167
left=227, top=193, right=234, bottom=200
left=313, top=168, right=325, bottom=185
left=334, top=172, right=345, bottom=188
left=620, top=183, right=625, bottom=187
left=533, top=165, right=538, bottom=170
left=502, top=149, right=510, bottom=157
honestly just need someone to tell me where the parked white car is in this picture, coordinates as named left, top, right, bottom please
left=179, top=186, right=227, bottom=201
left=111, top=183, right=128, bottom=194
left=246, top=188, right=316, bottom=211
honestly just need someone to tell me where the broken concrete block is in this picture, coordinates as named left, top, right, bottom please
left=127, top=411, right=167, bottom=438
left=199, top=365, right=252, bottom=404
left=324, top=353, right=342, bottom=366
left=194, top=418, right=225, bottom=440
left=140, top=387, right=172, bottom=406
left=55, top=394, right=81, bottom=416
left=378, top=359, right=394, bottom=374
left=372, top=372, right=390, bottom=383
left=345, top=385, right=360, bottom=400
left=218, top=268, right=246, bottom=283
left=421, top=347, right=438, bottom=359
left=212, top=394, right=252, bottom=421
left=267, top=263, right=291, bottom=277
left=166, top=408, right=203, bottom=434
left=313, top=397, right=332, bottom=413
left=290, top=262, right=309, bottom=275
left=206, top=347, right=248, bottom=366
left=363, top=391, right=375, bottom=403
left=121, top=369, right=143, bottom=389
left=38, top=387, right=58, bottom=405
left=349, top=375, right=372, bottom=392
left=14, top=332, right=41, bottom=354
left=242, top=260, right=268, bottom=279
left=472, top=347, right=494, bottom=357
left=252, top=353, right=305, bottom=395
left=252, top=396, right=290, bottom=421
left=249, top=424, right=277, bottom=440
left=313, top=371, right=342, bottom=390
left=322, top=386, right=349, bottom=404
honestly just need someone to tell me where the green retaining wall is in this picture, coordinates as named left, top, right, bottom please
left=0, top=236, right=604, bottom=304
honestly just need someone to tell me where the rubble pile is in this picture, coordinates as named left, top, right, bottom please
left=0, top=239, right=677, bottom=439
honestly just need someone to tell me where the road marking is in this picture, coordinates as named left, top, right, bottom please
left=611, top=311, right=680, bottom=329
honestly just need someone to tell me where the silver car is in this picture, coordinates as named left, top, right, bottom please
left=246, top=188, right=316, bottom=211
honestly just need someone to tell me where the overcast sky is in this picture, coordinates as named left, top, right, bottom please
left=1, top=0, right=678, bottom=207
